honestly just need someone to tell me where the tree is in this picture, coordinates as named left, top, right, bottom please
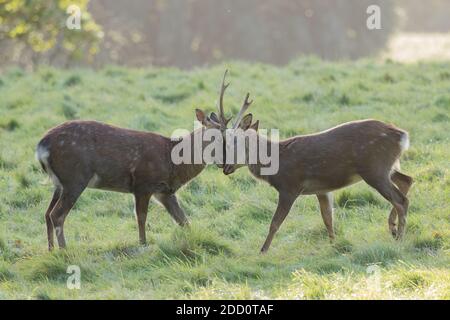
left=0, top=0, right=103, bottom=68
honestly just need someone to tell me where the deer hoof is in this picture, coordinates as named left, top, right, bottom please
left=390, top=227, right=398, bottom=239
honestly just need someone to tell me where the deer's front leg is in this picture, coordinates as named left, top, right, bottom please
left=134, top=193, right=151, bottom=245
left=316, top=193, right=335, bottom=242
left=154, top=193, right=189, bottom=227
left=260, top=192, right=297, bottom=253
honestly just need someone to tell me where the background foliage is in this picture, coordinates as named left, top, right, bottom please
left=0, top=0, right=102, bottom=68
left=1, top=0, right=450, bottom=69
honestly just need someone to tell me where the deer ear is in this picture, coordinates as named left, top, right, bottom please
left=239, top=113, right=253, bottom=130
left=195, top=109, right=207, bottom=124
left=250, top=120, right=259, bottom=131
left=209, top=112, right=220, bottom=123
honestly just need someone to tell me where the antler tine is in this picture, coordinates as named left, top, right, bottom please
left=217, top=69, right=230, bottom=127
left=232, top=93, right=253, bottom=129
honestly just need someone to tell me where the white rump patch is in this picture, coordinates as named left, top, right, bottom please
left=36, top=144, right=49, bottom=163
left=399, top=132, right=410, bottom=151
left=36, top=144, right=62, bottom=188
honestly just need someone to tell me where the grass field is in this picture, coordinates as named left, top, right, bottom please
left=0, top=57, right=449, bottom=299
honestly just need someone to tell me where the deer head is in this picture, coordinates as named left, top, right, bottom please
left=195, top=70, right=259, bottom=171
left=222, top=112, right=260, bottom=175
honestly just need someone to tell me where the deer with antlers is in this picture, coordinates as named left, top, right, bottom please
left=37, top=73, right=232, bottom=251
left=213, top=74, right=413, bottom=253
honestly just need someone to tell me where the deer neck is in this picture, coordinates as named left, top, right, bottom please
left=247, top=132, right=280, bottom=181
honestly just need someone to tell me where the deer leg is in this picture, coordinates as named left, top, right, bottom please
left=154, top=193, right=189, bottom=227
left=389, top=170, right=413, bottom=238
left=134, top=193, right=151, bottom=245
left=45, top=188, right=61, bottom=251
left=50, top=186, right=85, bottom=249
left=260, top=192, right=297, bottom=253
left=362, top=173, right=409, bottom=240
left=316, top=193, right=335, bottom=242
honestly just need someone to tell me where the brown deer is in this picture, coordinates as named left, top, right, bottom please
left=37, top=73, right=231, bottom=251
left=220, top=94, right=413, bottom=253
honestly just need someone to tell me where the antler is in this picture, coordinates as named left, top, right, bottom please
left=232, top=93, right=253, bottom=129
left=216, top=70, right=231, bottom=128
left=206, top=70, right=254, bottom=130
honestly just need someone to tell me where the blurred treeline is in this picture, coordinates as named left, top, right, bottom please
left=0, top=0, right=449, bottom=69
left=0, top=0, right=102, bottom=68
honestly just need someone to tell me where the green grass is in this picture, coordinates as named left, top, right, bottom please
left=0, top=57, right=449, bottom=299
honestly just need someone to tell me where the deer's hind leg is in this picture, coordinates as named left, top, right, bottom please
left=389, top=170, right=413, bottom=238
left=45, top=188, right=61, bottom=251
left=361, top=172, right=409, bottom=240
left=50, top=183, right=87, bottom=249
